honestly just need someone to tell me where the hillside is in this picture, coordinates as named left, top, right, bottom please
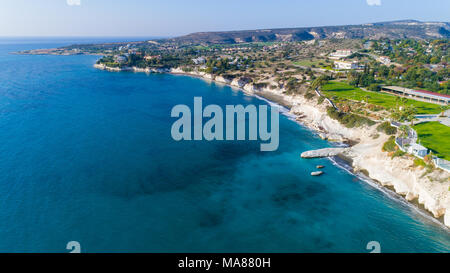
left=166, top=20, right=450, bottom=44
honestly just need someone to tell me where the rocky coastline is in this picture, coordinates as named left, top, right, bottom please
left=94, top=63, right=450, bottom=229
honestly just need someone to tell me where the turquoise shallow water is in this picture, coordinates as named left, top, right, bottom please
left=0, top=38, right=449, bottom=253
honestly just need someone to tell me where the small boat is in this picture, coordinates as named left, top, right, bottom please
left=316, top=165, right=325, bottom=169
left=311, top=171, right=324, bottom=176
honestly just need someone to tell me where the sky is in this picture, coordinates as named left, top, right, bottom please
left=0, top=0, right=449, bottom=37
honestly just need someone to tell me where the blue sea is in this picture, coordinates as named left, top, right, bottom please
left=0, top=38, right=449, bottom=253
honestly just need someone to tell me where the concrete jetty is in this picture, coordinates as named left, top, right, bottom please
left=301, top=148, right=347, bottom=158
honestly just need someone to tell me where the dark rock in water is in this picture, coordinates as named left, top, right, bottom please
left=316, top=165, right=325, bottom=169
left=311, top=171, right=324, bottom=176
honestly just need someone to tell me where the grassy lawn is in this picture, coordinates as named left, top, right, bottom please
left=413, top=122, right=450, bottom=161
left=293, top=58, right=330, bottom=68
left=321, top=81, right=443, bottom=114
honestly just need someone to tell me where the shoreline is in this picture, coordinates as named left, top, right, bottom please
left=93, top=63, right=450, bottom=230
left=328, top=155, right=448, bottom=229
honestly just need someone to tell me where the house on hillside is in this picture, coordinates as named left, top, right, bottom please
left=379, top=56, right=391, bottom=65
left=192, top=57, right=206, bottom=65
left=334, top=60, right=359, bottom=70
left=114, top=55, right=128, bottom=63
left=328, top=49, right=353, bottom=60
left=144, top=55, right=161, bottom=61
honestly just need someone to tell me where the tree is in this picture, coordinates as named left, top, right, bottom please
left=404, top=105, right=418, bottom=126
left=439, top=105, right=447, bottom=117
left=378, top=65, right=390, bottom=78
left=391, top=110, right=401, bottom=121
left=399, top=125, right=409, bottom=138
left=395, top=96, right=401, bottom=109
left=409, top=116, right=418, bottom=126
left=311, top=75, right=330, bottom=90
left=368, top=83, right=380, bottom=91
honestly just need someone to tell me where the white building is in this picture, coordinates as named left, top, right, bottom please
left=328, top=49, right=353, bottom=59
left=192, top=57, right=206, bottom=65
left=407, top=143, right=428, bottom=158
left=114, top=55, right=128, bottom=63
left=381, top=86, right=450, bottom=105
left=144, top=55, right=161, bottom=61
left=379, top=56, right=391, bottom=65
left=334, top=60, right=359, bottom=70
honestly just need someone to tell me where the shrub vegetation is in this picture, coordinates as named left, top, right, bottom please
left=382, top=136, right=397, bottom=152
left=377, top=121, right=397, bottom=135
left=326, top=107, right=375, bottom=128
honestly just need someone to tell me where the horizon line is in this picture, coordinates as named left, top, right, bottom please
left=1, top=18, right=448, bottom=39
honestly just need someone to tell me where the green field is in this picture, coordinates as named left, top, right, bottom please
left=413, top=122, right=450, bottom=161
left=321, top=81, right=443, bottom=114
left=293, top=58, right=330, bottom=68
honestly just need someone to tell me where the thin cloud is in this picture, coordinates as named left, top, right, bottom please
left=67, top=0, right=81, bottom=6
left=366, top=0, right=381, bottom=6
